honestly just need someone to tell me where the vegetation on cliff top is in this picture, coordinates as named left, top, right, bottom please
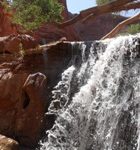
left=127, top=23, right=140, bottom=35
left=12, top=0, right=63, bottom=30
left=1, top=0, right=140, bottom=39
left=1, top=0, right=63, bottom=31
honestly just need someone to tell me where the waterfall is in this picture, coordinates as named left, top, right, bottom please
left=40, top=34, right=140, bottom=150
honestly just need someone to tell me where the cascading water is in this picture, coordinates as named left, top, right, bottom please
left=40, top=34, right=140, bottom=150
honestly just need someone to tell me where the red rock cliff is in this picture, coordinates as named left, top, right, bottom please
left=0, top=4, right=17, bottom=36
left=58, top=0, right=69, bottom=20
left=0, top=42, right=74, bottom=149
left=33, top=0, right=80, bottom=43
left=0, top=0, right=126, bottom=42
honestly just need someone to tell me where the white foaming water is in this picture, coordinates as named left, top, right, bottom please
left=41, top=35, right=140, bottom=150
left=48, top=65, right=76, bottom=114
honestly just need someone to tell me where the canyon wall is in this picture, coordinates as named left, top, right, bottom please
left=0, top=42, right=74, bottom=149
left=0, top=0, right=126, bottom=42
left=0, top=7, right=17, bottom=36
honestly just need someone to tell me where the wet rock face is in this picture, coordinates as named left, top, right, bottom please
left=0, top=42, right=73, bottom=148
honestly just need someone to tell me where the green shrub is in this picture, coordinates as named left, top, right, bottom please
left=12, top=0, right=63, bottom=31
left=127, top=23, right=140, bottom=34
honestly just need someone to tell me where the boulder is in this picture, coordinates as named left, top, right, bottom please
left=0, top=134, right=19, bottom=150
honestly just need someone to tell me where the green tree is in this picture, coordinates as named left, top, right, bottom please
left=11, top=0, right=63, bottom=30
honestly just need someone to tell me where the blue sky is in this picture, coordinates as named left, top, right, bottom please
left=66, top=0, right=96, bottom=14
left=66, top=0, right=139, bottom=16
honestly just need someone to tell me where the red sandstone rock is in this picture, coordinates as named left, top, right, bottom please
left=0, top=0, right=79, bottom=43
left=0, top=67, right=47, bottom=147
left=0, top=42, right=74, bottom=148
left=33, top=0, right=80, bottom=43
left=0, top=134, right=19, bottom=150
left=58, top=0, right=69, bottom=20
left=15, top=73, right=47, bottom=147
left=0, top=6, right=17, bottom=37
left=0, top=34, right=38, bottom=54
left=21, top=34, right=38, bottom=50
left=59, top=37, right=67, bottom=41
left=74, top=14, right=126, bottom=40
left=0, top=0, right=126, bottom=43
left=34, top=1, right=126, bottom=42
left=34, top=22, right=79, bottom=43
left=5, top=36, right=21, bottom=53
left=0, top=70, right=28, bottom=136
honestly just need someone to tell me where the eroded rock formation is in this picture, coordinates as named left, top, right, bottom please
left=0, top=66, right=45, bottom=147
left=0, top=42, right=74, bottom=149
left=0, top=34, right=38, bottom=54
